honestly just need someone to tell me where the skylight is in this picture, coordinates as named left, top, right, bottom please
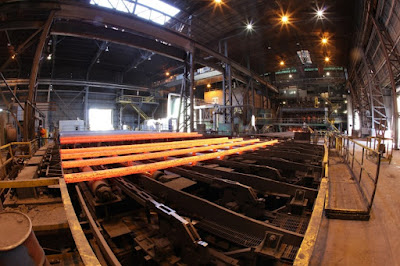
left=297, top=50, right=312, bottom=65
left=90, top=0, right=180, bottom=25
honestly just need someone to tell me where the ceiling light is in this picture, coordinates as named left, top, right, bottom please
left=96, top=58, right=100, bottom=64
left=105, top=46, right=109, bottom=52
left=280, top=61, right=285, bottom=66
left=289, top=74, right=293, bottom=78
left=11, top=54, right=16, bottom=60
left=344, top=110, right=348, bottom=114
left=282, top=101, right=286, bottom=104
left=246, top=23, right=253, bottom=30
left=334, top=109, right=338, bottom=113
left=207, top=84, right=211, bottom=88
left=281, top=15, right=289, bottom=24
left=321, top=38, right=328, bottom=44
left=165, top=72, right=170, bottom=76
left=0, top=108, right=3, bottom=112
left=345, top=100, right=348, bottom=104
left=317, top=10, right=324, bottom=18
left=214, top=0, right=222, bottom=4
left=326, top=72, right=330, bottom=76
left=47, top=54, right=52, bottom=60
left=325, top=56, right=330, bottom=62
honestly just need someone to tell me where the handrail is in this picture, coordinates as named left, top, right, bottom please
left=328, top=133, right=382, bottom=213
left=0, top=140, right=39, bottom=179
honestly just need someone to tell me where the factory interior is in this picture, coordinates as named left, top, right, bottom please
left=0, top=0, right=399, bottom=265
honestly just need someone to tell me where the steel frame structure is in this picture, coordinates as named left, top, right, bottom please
left=349, top=0, right=400, bottom=148
left=0, top=1, right=278, bottom=137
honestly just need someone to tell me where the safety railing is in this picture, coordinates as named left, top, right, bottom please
left=0, top=139, right=38, bottom=180
left=329, top=134, right=382, bottom=214
left=366, top=136, right=393, bottom=164
left=116, top=95, right=156, bottom=104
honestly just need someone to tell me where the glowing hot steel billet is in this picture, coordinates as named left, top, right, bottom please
left=61, top=138, right=244, bottom=159
left=62, top=139, right=259, bottom=168
left=63, top=140, right=278, bottom=183
left=60, top=132, right=201, bottom=144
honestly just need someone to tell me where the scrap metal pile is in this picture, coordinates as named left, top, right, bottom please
left=60, top=131, right=324, bottom=265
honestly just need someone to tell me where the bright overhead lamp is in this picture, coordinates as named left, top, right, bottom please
left=165, top=71, right=170, bottom=76
left=326, top=72, right=330, bottom=76
left=325, top=56, right=330, bottom=62
left=321, top=37, right=328, bottom=44
left=280, top=60, right=285, bottom=66
left=214, top=0, right=222, bottom=4
left=11, top=54, right=16, bottom=60
left=317, top=10, right=324, bottom=18
left=281, top=15, right=289, bottom=24
left=246, top=23, right=253, bottom=30
left=207, top=84, right=211, bottom=88
left=289, top=74, right=293, bottom=78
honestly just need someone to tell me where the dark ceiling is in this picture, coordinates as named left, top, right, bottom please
left=0, top=0, right=356, bottom=87
left=170, top=0, right=356, bottom=74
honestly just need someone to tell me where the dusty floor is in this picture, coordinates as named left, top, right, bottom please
left=311, top=148, right=400, bottom=266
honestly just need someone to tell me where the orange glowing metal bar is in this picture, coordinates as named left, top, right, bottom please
left=62, top=139, right=258, bottom=169
left=61, top=137, right=231, bottom=154
left=64, top=140, right=278, bottom=183
left=60, top=133, right=201, bottom=144
left=60, top=132, right=199, bottom=141
left=61, top=138, right=244, bottom=160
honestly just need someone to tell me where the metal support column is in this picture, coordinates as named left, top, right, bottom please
left=119, top=89, right=124, bottom=129
left=353, top=71, right=371, bottom=130
left=84, top=86, right=89, bottom=130
left=362, top=54, right=388, bottom=137
left=24, top=12, right=54, bottom=141
left=189, top=49, right=195, bottom=132
left=369, top=14, right=399, bottom=148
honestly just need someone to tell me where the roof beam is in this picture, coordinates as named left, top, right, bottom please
left=51, top=21, right=186, bottom=62
left=0, top=78, right=149, bottom=92
left=53, top=2, right=277, bottom=92
left=0, top=21, right=43, bottom=31
left=86, top=41, right=108, bottom=80
left=0, top=1, right=277, bottom=93
left=124, top=51, right=154, bottom=74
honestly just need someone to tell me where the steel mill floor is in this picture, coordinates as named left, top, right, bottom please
left=311, top=149, right=400, bottom=266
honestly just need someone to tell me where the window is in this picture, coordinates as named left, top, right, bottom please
left=89, top=108, right=114, bottom=131
left=297, top=50, right=312, bottom=65
left=90, top=0, right=180, bottom=25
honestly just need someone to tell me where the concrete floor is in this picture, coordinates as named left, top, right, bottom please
left=311, top=149, right=400, bottom=266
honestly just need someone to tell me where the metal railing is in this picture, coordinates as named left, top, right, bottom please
left=329, top=134, right=382, bottom=214
left=116, top=95, right=156, bottom=104
left=366, top=136, right=393, bottom=164
left=0, top=139, right=38, bottom=180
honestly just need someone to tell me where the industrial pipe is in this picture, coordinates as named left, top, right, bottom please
left=64, top=140, right=278, bottom=183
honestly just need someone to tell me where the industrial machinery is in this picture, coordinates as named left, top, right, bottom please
left=0, top=131, right=325, bottom=265
left=59, top=131, right=324, bottom=265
